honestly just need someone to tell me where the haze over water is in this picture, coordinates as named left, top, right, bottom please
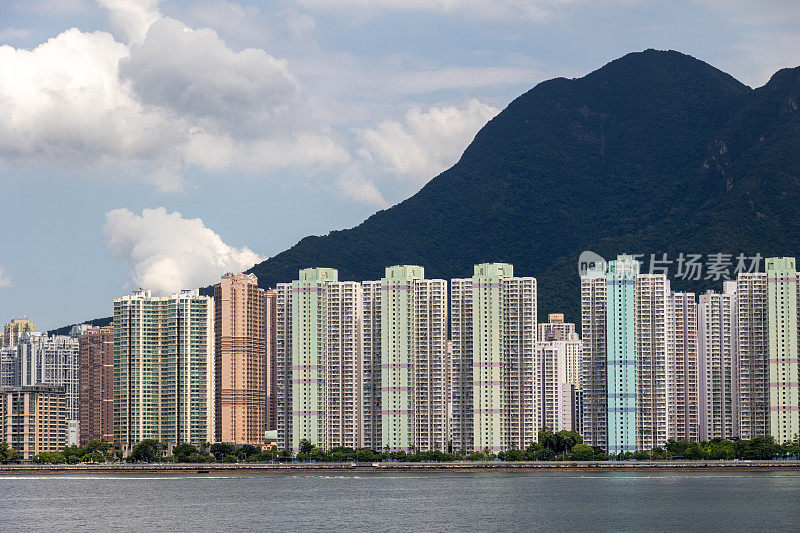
left=2, top=471, right=799, bottom=531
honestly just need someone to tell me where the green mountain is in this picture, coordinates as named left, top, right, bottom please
left=244, top=49, right=800, bottom=322
left=246, top=49, right=800, bottom=323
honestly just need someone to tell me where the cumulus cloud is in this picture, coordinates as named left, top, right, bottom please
left=120, top=17, right=301, bottom=136
left=356, top=99, right=499, bottom=186
left=296, top=0, right=576, bottom=21
left=97, top=0, right=161, bottom=43
left=103, top=207, right=265, bottom=295
left=0, top=6, right=346, bottom=192
left=0, top=266, right=12, bottom=289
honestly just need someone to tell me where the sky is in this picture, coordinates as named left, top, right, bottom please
left=0, top=0, right=799, bottom=330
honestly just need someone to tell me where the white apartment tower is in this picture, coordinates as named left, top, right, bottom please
left=324, top=281, right=363, bottom=450
left=275, top=283, right=293, bottom=451
left=361, top=280, right=382, bottom=451
left=412, top=278, right=449, bottom=453
left=736, top=272, right=769, bottom=439
left=635, top=273, right=670, bottom=451
left=580, top=267, right=607, bottom=450
left=451, top=264, right=537, bottom=452
left=698, top=282, right=738, bottom=441
left=669, top=292, right=699, bottom=442
left=449, top=277, right=474, bottom=453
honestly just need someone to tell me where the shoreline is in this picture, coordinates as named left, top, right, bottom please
left=3, top=460, right=800, bottom=475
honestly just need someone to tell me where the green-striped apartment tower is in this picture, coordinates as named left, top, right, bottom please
left=381, top=265, right=424, bottom=452
left=113, top=289, right=214, bottom=454
left=472, top=263, right=514, bottom=453
left=766, top=257, right=799, bottom=444
left=291, top=267, right=338, bottom=451
left=606, top=255, right=638, bottom=454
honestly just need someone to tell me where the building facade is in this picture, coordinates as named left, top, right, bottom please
left=698, top=283, right=738, bottom=440
left=78, top=326, right=114, bottom=444
left=290, top=268, right=338, bottom=451
left=0, top=385, right=66, bottom=460
left=412, top=278, right=449, bottom=452
left=324, top=280, right=363, bottom=450
left=669, top=292, right=699, bottom=442
left=737, top=272, right=769, bottom=439
left=265, top=288, right=277, bottom=432
left=17, top=331, right=80, bottom=444
left=538, top=313, right=576, bottom=342
left=2, top=318, right=36, bottom=347
left=606, top=255, right=638, bottom=454
left=214, top=273, right=266, bottom=445
left=361, top=280, right=382, bottom=451
left=113, top=289, right=214, bottom=452
left=581, top=266, right=607, bottom=451
left=451, top=264, right=537, bottom=452
left=275, top=283, right=293, bottom=451
left=765, top=257, right=799, bottom=444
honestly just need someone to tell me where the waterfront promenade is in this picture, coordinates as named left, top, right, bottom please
left=3, top=460, right=800, bottom=474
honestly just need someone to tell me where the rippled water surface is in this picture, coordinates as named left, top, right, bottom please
left=2, top=470, right=799, bottom=531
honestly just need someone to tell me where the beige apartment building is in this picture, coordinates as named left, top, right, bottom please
left=0, top=385, right=66, bottom=460
left=214, top=273, right=267, bottom=445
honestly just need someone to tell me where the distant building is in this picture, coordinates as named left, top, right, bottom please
left=765, top=257, right=799, bottom=444
left=451, top=263, right=537, bottom=452
left=0, top=385, right=66, bottom=460
left=361, top=280, right=382, bottom=451
left=2, top=318, right=36, bottom=347
left=274, top=283, right=293, bottom=452
left=636, top=273, right=671, bottom=451
left=324, top=279, right=363, bottom=450
left=78, top=325, right=114, bottom=445
left=736, top=272, right=769, bottom=439
left=538, top=313, right=576, bottom=342
left=214, top=273, right=266, bottom=445
left=0, top=346, right=18, bottom=388
left=113, top=289, right=214, bottom=453
left=265, top=288, right=277, bottom=432
left=580, top=265, right=607, bottom=451
left=669, top=292, right=699, bottom=443
left=698, top=283, right=738, bottom=441
left=17, top=331, right=80, bottom=445
left=606, top=255, right=638, bottom=455
left=537, top=337, right=583, bottom=433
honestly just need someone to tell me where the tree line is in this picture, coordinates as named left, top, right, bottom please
left=5, top=430, right=800, bottom=464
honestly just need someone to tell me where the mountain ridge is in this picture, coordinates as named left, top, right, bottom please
left=243, top=49, right=800, bottom=323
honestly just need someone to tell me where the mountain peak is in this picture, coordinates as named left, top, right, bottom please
left=247, top=52, right=800, bottom=323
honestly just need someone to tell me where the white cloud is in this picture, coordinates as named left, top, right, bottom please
left=0, top=11, right=347, bottom=192
left=356, top=99, right=499, bottom=186
left=0, top=266, right=12, bottom=289
left=296, top=0, right=576, bottom=22
left=96, top=0, right=161, bottom=43
left=103, top=207, right=265, bottom=295
left=120, top=17, right=301, bottom=136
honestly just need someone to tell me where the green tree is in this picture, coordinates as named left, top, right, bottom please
left=299, top=439, right=315, bottom=455
left=172, top=443, right=200, bottom=462
left=128, top=439, right=161, bottom=463
left=210, top=443, right=235, bottom=461
left=0, top=441, right=20, bottom=463
left=570, top=443, right=595, bottom=461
